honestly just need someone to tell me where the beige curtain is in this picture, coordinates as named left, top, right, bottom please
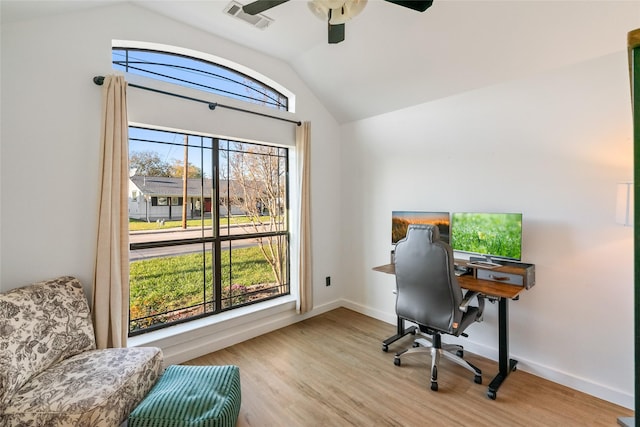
left=296, top=122, right=313, bottom=314
left=92, top=75, right=129, bottom=348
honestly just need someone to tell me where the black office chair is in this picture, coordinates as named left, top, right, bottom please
left=393, top=224, right=484, bottom=391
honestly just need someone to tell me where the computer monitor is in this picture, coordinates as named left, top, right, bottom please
left=450, top=212, right=522, bottom=263
left=391, top=211, right=450, bottom=244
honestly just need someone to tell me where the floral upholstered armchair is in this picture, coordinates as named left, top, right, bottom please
left=0, top=276, right=163, bottom=426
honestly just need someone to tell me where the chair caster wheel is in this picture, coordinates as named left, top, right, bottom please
left=474, top=375, right=482, bottom=384
left=487, top=390, right=497, bottom=400
left=382, top=344, right=388, bottom=352
left=394, top=357, right=401, bottom=366
left=430, top=382, right=438, bottom=391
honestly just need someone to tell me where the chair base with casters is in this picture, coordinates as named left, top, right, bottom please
left=394, top=329, right=482, bottom=391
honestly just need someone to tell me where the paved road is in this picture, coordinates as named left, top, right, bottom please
left=129, top=224, right=278, bottom=261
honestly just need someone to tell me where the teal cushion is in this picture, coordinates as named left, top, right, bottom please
left=129, top=365, right=241, bottom=427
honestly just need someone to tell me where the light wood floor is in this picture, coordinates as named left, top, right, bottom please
left=186, top=308, right=632, bottom=426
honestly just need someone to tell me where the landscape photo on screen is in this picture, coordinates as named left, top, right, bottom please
left=391, top=211, right=450, bottom=244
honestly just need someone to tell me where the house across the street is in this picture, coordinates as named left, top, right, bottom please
left=128, top=176, right=248, bottom=221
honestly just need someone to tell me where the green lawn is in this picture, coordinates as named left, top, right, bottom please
left=129, top=245, right=275, bottom=329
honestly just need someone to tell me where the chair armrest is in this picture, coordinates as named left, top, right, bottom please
left=459, top=291, right=485, bottom=314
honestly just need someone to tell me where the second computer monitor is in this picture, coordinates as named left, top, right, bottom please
left=450, top=212, right=523, bottom=262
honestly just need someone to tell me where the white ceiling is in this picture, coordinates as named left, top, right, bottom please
left=2, top=0, right=640, bottom=123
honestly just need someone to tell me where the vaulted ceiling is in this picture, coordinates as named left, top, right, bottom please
left=3, top=1, right=639, bottom=123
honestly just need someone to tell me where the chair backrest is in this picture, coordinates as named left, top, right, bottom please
left=394, top=224, right=463, bottom=333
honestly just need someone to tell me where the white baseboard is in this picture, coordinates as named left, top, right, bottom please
left=514, top=355, right=633, bottom=410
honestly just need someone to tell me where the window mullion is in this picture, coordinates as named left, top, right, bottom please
left=212, top=138, right=222, bottom=314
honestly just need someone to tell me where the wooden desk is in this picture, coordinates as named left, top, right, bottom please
left=373, top=263, right=523, bottom=299
left=373, top=262, right=527, bottom=400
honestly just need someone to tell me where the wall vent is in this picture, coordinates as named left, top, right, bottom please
left=224, top=1, right=273, bottom=30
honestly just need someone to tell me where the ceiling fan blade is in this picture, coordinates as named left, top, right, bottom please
left=242, top=0, right=289, bottom=15
left=328, top=23, right=345, bottom=44
left=384, top=0, right=433, bottom=12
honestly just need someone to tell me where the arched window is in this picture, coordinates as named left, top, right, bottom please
left=112, top=42, right=292, bottom=111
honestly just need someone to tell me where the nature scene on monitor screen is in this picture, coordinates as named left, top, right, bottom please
left=391, top=211, right=450, bottom=244
left=451, top=213, right=522, bottom=260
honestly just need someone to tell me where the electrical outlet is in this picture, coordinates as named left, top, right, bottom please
left=325, top=276, right=331, bottom=286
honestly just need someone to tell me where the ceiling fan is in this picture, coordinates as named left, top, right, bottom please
left=242, top=0, right=433, bottom=44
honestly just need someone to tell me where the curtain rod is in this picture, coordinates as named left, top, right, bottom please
left=93, top=76, right=301, bottom=126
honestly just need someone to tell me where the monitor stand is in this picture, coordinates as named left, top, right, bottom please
left=468, top=256, right=503, bottom=268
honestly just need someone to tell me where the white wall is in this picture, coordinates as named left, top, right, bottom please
left=1, top=3, right=343, bottom=360
left=340, top=51, right=634, bottom=407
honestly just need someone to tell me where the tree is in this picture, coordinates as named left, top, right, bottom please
left=169, top=159, right=203, bottom=178
left=130, top=151, right=171, bottom=177
left=223, top=144, right=287, bottom=287
left=130, top=150, right=203, bottom=178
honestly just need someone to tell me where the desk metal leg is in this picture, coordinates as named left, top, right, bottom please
left=487, top=297, right=518, bottom=400
left=382, top=317, right=417, bottom=352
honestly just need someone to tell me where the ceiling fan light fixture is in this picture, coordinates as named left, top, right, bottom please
left=307, top=0, right=329, bottom=20
left=307, top=0, right=367, bottom=24
left=329, top=0, right=367, bottom=25
left=325, top=0, right=347, bottom=9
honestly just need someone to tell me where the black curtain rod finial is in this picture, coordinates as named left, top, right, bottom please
left=93, top=76, right=105, bottom=85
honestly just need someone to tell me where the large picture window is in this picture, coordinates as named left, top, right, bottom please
left=128, top=127, right=290, bottom=335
